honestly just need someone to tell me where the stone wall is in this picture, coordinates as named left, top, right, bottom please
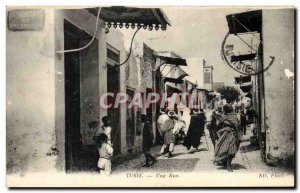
left=263, top=9, right=294, bottom=165
left=7, top=8, right=57, bottom=174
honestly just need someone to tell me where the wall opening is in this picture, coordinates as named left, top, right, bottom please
left=126, top=87, right=136, bottom=149
left=64, top=20, right=81, bottom=172
left=64, top=20, right=99, bottom=172
left=106, top=44, right=121, bottom=155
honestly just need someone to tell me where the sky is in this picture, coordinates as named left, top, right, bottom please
left=121, top=7, right=258, bottom=86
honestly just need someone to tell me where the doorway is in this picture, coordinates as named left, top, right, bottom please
left=106, top=44, right=121, bottom=154
left=64, top=21, right=81, bottom=172
left=126, top=88, right=136, bottom=150
left=64, top=20, right=99, bottom=172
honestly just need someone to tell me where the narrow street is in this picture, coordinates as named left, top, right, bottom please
left=113, top=126, right=293, bottom=175
left=5, top=6, right=295, bottom=188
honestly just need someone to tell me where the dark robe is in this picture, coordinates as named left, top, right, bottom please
left=183, top=113, right=206, bottom=149
left=214, top=113, right=241, bottom=162
left=240, top=113, right=247, bottom=134
left=240, top=114, right=247, bottom=126
left=211, top=115, right=217, bottom=132
left=198, top=112, right=206, bottom=136
left=142, top=121, right=153, bottom=153
left=208, top=115, right=218, bottom=147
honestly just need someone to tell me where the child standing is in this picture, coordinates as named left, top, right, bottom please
left=95, top=116, right=112, bottom=146
left=95, top=133, right=113, bottom=175
left=140, top=114, right=156, bottom=167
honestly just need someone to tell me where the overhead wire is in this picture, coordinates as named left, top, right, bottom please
left=56, top=7, right=102, bottom=54
left=56, top=6, right=142, bottom=69
left=235, top=35, right=257, bottom=53
left=116, top=27, right=141, bottom=67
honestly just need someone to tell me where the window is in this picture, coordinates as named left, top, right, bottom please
left=106, top=44, right=120, bottom=66
left=204, top=72, right=211, bottom=84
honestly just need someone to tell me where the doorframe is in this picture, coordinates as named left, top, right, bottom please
left=63, top=20, right=83, bottom=172
left=126, top=86, right=137, bottom=150
left=54, top=15, right=101, bottom=172
left=106, top=43, right=122, bottom=154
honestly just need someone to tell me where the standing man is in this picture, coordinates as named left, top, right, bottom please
left=157, top=109, right=175, bottom=158
left=240, top=111, right=247, bottom=135
left=183, top=109, right=205, bottom=153
left=246, top=106, right=256, bottom=124
left=165, top=111, right=177, bottom=157
left=140, top=114, right=156, bottom=167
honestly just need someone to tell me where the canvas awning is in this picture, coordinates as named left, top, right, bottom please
left=235, top=75, right=251, bottom=84
left=226, top=10, right=262, bottom=35
left=183, top=76, right=197, bottom=91
left=156, top=55, right=187, bottom=66
left=164, top=77, right=184, bottom=84
left=87, top=6, right=171, bottom=31
left=154, top=55, right=188, bottom=72
left=158, top=56, right=188, bottom=79
left=161, top=66, right=189, bottom=80
left=231, top=53, right=256, bottom=62
left=166, top=84, right=182, bottom=96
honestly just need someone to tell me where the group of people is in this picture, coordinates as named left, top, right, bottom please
left=156, top=105, right=242, bottom=173
left=156, top=108, right=207, bottom=158
left=92, top=104, right=246, bottom=174
left=146, top=107, right=208, bottom=163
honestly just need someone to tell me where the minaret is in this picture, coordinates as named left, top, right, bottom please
left=203, top=60, right=213, bottom=91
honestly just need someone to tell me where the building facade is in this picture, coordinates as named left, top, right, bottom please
left=7, top=7, right=170, bottom=174
left=225, top=9, right=294, bottom=166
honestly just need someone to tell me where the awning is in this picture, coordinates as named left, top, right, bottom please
left=231, top=53, right=256, bottom=62
left=87, top=6, right=171, bottom=31
left=158, top=56, right=188, bottom=79
left=156, top=55, right=187, bottom=66
left=226, top=10, right=262, bottom=34
left=240, top=84, right=252, bottom=93
left=164, top=77, right=184, bottom=84
left=185, top=76, right=197, bottom=86
left=235, top=75, right=251, bottom=84
left=154, top=55, right=188, bottom=72
left=161, top=66, right=189, bottom=80
left=166, top=84, right=182, bottom=96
